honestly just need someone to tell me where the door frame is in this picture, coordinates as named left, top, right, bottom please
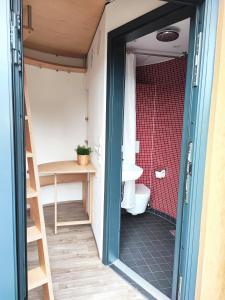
left=177, top=1, right=219, bottom=299
left=0, top=0, right=219, bottom=299
left=11, top=0, right=27, bottom=299
left=103, top=0, right=218, bottom=299
left=0, top=1, right=18, bottom=299
left=103, top=1, right=196, bottom=264
left=0, top=0, right=26, bottom=299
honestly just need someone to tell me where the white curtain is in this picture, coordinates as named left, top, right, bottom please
left=121, top=53, right=136, bottom=209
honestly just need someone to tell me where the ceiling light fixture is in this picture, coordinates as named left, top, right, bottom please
left=156, top=29, right=179, bottom=42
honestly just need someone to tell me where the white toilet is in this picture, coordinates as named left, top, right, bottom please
left=127, top=183, right=150, bottom=215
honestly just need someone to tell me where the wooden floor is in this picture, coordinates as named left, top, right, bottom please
left=28, top=201, right=146, bottom=300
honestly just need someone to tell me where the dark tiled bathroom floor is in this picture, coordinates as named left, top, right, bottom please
left=120, top=212, right=175, bottom=298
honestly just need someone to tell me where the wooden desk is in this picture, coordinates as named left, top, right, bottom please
left=38, top=160, right=96, bottom=234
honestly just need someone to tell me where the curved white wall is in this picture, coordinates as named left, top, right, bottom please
left=26, top=65, right=87, bottom=163
left=26, top=65, right=88, bottom=204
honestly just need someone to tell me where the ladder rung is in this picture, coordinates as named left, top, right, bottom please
left=26, top=151, right=33, bottom=158
left=27, top=181, right=38, bottom=198
left=25, top=69, right=53, bottom=298
left=27, top=226, right=42, bottom=243
left=28, top=267, right=48, bottom=291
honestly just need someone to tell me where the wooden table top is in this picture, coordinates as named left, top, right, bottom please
left=38, top=160, right=96, bottom=175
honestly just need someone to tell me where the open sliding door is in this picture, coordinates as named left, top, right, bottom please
left=11, top=0, right=27, bottom=299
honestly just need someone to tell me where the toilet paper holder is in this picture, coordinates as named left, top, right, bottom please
left=155, top=169, right=166, bottom=179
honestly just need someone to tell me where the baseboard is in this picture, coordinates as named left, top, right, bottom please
left=146, top=208, right=176, bottom=225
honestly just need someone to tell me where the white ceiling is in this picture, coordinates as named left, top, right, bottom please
left=127, top=18, right=190, bottom=66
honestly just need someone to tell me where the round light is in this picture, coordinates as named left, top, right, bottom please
left=156, top=29, right=179, bottom=42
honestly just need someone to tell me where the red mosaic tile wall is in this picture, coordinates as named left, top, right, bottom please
left=136, top=57, right=187, bottom=219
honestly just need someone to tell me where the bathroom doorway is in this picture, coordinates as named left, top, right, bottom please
left=103, top=1, right=214, bottom=300
left=120, top=18, right=190, bottom=298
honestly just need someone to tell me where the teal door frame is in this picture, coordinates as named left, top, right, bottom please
left=103, top=1, right=196, bottom=265
left=0, top=0, right=26, bottom=299
left=103, top=0, right=219, bottom=299
left=178, top=1, right=219, bottom=299
left=0, top=0, right=18, bottom=299
left=171, top=12, right=200, bottom=300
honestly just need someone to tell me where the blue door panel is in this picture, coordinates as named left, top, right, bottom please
left=0, top=0, right=18, bottom=299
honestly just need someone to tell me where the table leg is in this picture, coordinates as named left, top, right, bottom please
left=89, top=173, right=93, bottom=224
left=82, top=176, right=87, bottom=213
left=54, top=174, right=58, bottom=234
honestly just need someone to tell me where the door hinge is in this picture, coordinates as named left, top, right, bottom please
left=10, top=11, right=22, bottom=69
left=185, top=141, right=193, bottom=204
left=178, top=275, right=183, bottom=300
left=193, top=32, right=202, bottom=87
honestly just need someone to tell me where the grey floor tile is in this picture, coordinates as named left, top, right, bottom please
left=120, top=212, right=175, bottom=298
left=142, top=272, right=156, bottom=282
left=136, top=265, right=151, bottom=274
left=125, top=259, right=138, bottom=268
left=161, top=288, right=172, bottom=298
left=153, top=271, right=168, bottom=280
left=158, top=279, right=171, bottom=288
left=149, top=264, right=162, bottom=273
left=133, top=258, right=146, bottom=266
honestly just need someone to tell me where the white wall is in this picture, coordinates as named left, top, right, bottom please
left=86, top=13, right=107, bottom=258
left=105, top=0, right=163, bottom=31
left=26, top=65, right=87, bottom=204
left=86, top=0, right=163, bottom=257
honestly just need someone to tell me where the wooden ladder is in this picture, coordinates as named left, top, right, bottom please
left=25, top=71, right=54, bottom=299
